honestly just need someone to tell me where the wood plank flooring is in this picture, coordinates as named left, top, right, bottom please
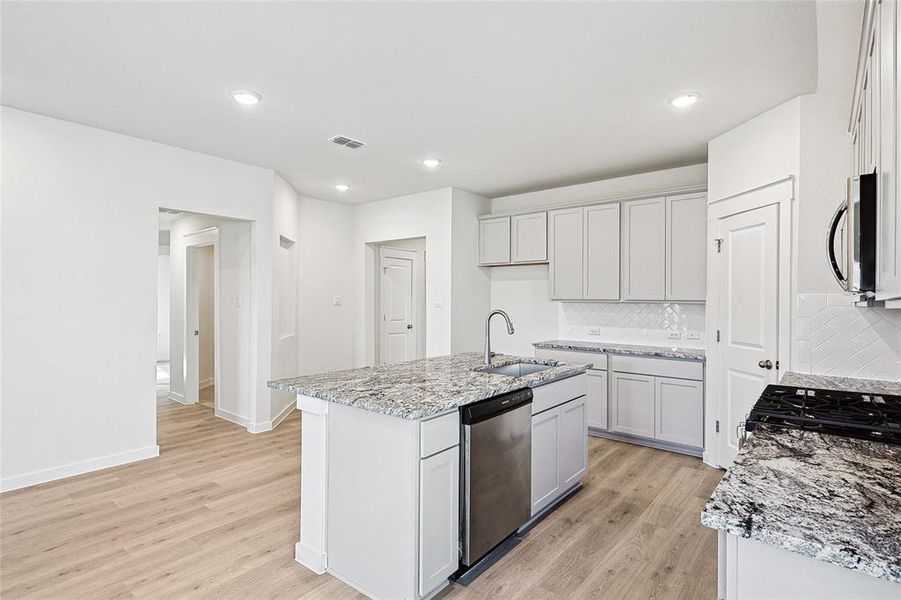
left=1, top=401, right=724, bottom=599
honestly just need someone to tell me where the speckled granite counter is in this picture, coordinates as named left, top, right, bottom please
left=702, top=423, right=901, bottom=583
left=780, top=370, right=901, bottom=396
left=533, top=339, right=705, bottom=361
left=268, top=352, right=590, bottom=420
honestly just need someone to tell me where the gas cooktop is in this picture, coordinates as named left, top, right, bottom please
left=746, top=384, right=901, bottom=445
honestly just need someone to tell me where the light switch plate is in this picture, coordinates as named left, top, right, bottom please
left=433, top=297, right=444, bottom=308
left=588, top=327, right=601, bottom=336
left=332, top=296, right=343, bottom=306
left=685, top=330, right=701, bottom=340
left=666, top=330, right=682, bottom=340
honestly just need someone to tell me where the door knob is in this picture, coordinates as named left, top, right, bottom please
left=758, top=359, right=773, bottom=369
left=406, top=324, right=413, bottom=330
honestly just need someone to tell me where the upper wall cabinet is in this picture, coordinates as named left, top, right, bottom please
left=665, top=193, right=707, bottom=301
left=478, top=216, right=511, bottom=265
left=548, top=208, right=584, bottom=299
left=583, top=204, right=620, bottom=300
left=851, top=0, right=901, bottom=300
left=511, top=212, right=548, bottom=263
left=621, top=197, right=666, bottom=301
left=478, top=212, right=547, bottom=266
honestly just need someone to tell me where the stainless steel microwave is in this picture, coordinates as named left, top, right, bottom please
left=827, top=173, right=877, bottom=294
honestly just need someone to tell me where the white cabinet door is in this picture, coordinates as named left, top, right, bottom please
left=548, top=207, right=584, bottom=299
left=655, top=376, right=704, bottom=448
left=479, top=216, right=511, bottom=265
left=585, top=369, right=608, bottom=430
left=610, top=372, right=655, bottom=438
left=530, top=407, right=561, bottom=515
left=558, top=396, right=588, bottom=490
left=418, top=447, right=459, bottom=597
left=879, top=0, right=901, bottom=299
left=583, top=204, right=620, bottom=300
left=511, top=212, right=548, bottom=263
left=621, top=197, right=666, bottom=300
left=666, top=193, right=707, bottom=301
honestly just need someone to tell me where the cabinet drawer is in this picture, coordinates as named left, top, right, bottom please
left=420, top=411, right=460, bottom=458
left=611, top=355, right=703, bottom=381
left=531, top=373, right=587, bottom=415
left=534, top=348, right=607, bottom=370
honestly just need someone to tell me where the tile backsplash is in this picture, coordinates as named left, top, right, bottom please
left=559, top=302, right=706, bottom=346
left=794, top=293, right=901, bottom=381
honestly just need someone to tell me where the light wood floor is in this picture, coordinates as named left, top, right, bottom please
left=0, top=401, right=724, bottom=599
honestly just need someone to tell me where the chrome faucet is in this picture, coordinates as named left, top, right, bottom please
left=484, top=309, right=515, bottom=366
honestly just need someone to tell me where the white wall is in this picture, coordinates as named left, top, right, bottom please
left=271, top=174, right=301, bottom=423
left=487, top=166, right=709, bottom=356
left=1, top=108, right=276, bottom=491
left=492, top=164, right=708, bottom=213
left=157, top=250, right=170, bottom=361
left=450, top=188, right=491, bottom=353
left=353, top=189, right=455, bottom=365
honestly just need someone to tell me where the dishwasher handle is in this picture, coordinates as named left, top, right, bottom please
left=461, top=388, right=532, bottom=425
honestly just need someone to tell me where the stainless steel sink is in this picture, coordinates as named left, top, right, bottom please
left=476, top=361, right=555, bottom=377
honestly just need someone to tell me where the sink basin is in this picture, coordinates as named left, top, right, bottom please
left=477, top=361, right=555, bottom=377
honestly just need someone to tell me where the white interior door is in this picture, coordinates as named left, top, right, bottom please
left=379, top=251, right=415, bottom=365
left=716, top=203, right=780, bottom=465
left=185, top=246, right=201, bottom=405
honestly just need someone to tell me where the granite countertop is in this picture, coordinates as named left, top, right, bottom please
left=780, top=370, right=901, bottom=396
left=533, top=339, right=706, bottom=361
left=702, top=424, right=901, bottom=583
left=268, top=352, right=590, bottom=420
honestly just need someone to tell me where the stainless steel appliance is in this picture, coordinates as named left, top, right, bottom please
left=827, top=173, right=877, bottom=294
left=460, top=388, right=532, bottom=567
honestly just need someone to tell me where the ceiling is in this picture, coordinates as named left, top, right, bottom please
left=2, top=1, right=819, bottom=204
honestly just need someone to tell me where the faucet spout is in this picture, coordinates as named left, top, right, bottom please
left=484, top=309, right=515, bottom=366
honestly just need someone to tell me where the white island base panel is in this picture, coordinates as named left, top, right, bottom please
left=294, top=394, right=460, bottom=600
left=718, top=532, right=900, bottom=600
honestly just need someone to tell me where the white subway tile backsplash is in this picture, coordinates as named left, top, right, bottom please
left=559, top=302, right=706, bottom=346
left=794, top=294, right=901, bottom=381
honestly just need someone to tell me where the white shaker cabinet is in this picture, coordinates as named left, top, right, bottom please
left=609, top=372, right=655, bottom=438
left=530, top=406, right=561, bottom=514
left=478, top=216, right=511, bottom=265
left=585, top=369, right=608, bottom=430
left=665, top=193, right=707, bottom=301
left=655, top=377, right=704, bottom=447
left=418, top=446, right=459, bottom=597
left=583, top=203, right=620, bottom=300
left=621, top=197, right=666, bottom=300
left=511, top=212, right=548, bottom=263
left=558, top=396, right=588, bottom=489
left=548, top=207, right=584, bottom=299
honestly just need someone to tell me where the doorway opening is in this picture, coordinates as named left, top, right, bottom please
left=372, top=237, right=426, bottom=365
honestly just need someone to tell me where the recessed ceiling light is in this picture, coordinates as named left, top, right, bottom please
left=334, top=184, right=350, bottom=192
left=669, top=92, right=700, bottom=108
left=421, top=158, right=442, bottom=168
left=230, top=90, right=262, bottom=106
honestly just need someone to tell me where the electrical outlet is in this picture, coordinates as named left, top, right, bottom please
left=666, top=330, right=682, bottom=340
left=332, top=296, right=343, bottom=306
left=685, top=330, right=701, bottom=340
left=588, top=327, right=601, bottom=336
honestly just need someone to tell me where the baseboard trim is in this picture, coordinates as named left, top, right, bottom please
left=214, top=407, right=251, bottom=428
left=168, top=390, right=189, bottom=404
left=0, top=445, right=160, bottom=493
left=295, top=541, right=327, bottom=574
left=247, top=401, right=295, bottom=434
left=589, top=428, right=703, bottom=458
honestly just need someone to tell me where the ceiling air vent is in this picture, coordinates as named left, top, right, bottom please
left=329, top=135, right=366, bottom=149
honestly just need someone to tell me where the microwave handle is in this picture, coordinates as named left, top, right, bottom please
left=827, top=200, right=848, bottom=290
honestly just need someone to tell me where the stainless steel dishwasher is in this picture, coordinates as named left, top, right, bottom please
left=460, top=388, right=532, bottom=567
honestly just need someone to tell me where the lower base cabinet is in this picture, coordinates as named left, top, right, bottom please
left=610, top=371, right=703, bottom=449
left=531, top=395, right=587, bottom=515
left=418, top=446, right=459, bottom=597
left=610, top=372, right=655, bottom=437
left=585, top=369, right=608, bottom=430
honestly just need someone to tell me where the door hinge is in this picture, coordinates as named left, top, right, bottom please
left=382, top=266, right=388, bottom=274
left=715, top=238, right=723, bottom=253
left=715, top=420, right=720, bottom=433
left=716, top=329, right=721, bottom=342
left=775, top=360, right=780, bottom=370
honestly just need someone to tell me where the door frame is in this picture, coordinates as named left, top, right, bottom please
left=184, top=226, right=221, bottom=411
left=376, top=245, right=425, bottom=364
left=704, top=178, right=794, bottom=468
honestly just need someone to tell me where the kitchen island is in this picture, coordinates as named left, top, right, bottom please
left=269, top=352, right=590, bottom=600
left=701, top=372, right=901, bottom=599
